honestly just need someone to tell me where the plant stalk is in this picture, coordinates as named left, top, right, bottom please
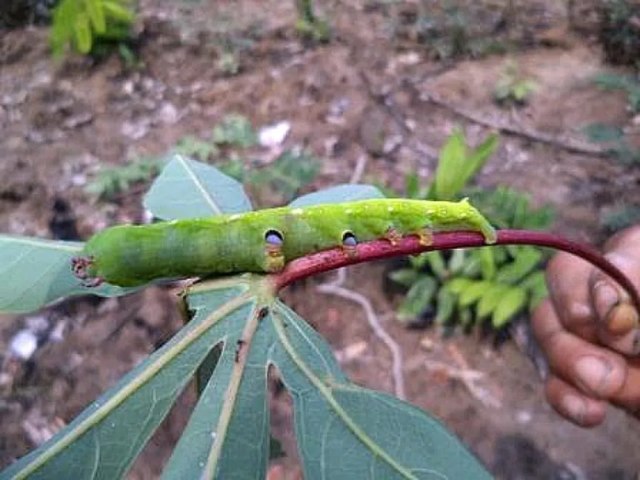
left=272, top=229, right=640, bottom=313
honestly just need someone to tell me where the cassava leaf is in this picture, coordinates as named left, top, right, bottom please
left=520, top=271, right=548, bottom=310
left=466, top=133, right=499, bottom=180
left=458, top=280, right=492, bottom=307
left=51, top=0, right=77, bottom=56
left=476, top=283, right=510, bottom=320
left=143, top=154, right=253, bottom=220
left=492, top=286, right=526, bottom=328
left=408, top=252, right=430, bottom=270
left=478, top=247, right=496, bottom=280
left=459, top=251, right=481, bottom=277
left=495, top=247, right=542, bottom=284
left=0, top=236, right=133, bottom=314
left=397, top=275, right=437, bottom=322
left=434, top=129, right=467, bottom=200
left=388, top=268, right=419, bottom=288
left=405, top=172, right=421, bottom=199
left=448, top=248, right=467, bottom=274
left=424, top=251, right=447, bottom=278
left=289, top=184, right=385, bottom=207
left=446, top=277, right=474, bottom=295
left=4, top=274, right=492, bottom=478
left=102, top=0, right=135, bottom=23
left=458, top=307, right=473, bottom=327
left=74, top=14, right=92, bottom=53
left=435, top=287, right=456, bottom=324
left=434, top=130, right=498, bottom=200
left=85, top=0, right=106, bottom=34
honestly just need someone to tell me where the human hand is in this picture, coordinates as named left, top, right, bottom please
left=532, top=226, right=640, bottom=426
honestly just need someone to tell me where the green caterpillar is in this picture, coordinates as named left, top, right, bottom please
left=72, top=198, right=496, bottom=287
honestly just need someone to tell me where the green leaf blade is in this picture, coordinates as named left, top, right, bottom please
left=289, top=184, right=385, bottom=207
left=492, top=286, right=527, bottom=328
left=271, top=302, right=491, bottom=479
left=143, top=155, right=253, bottom=220
left=101, top=0, right=135, bottom=24
left=85, top=0, right=106, bottom=33
left=0, top=235, right=132, bottom=314
left=434, top=129, right=467, bottom=200
left=397, top=275, right=437, bottom=322
left=1, top=278, right=254, bottom=480
left=74, top=15, right=92, bottom=53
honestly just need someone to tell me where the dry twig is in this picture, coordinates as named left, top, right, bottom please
left=418, top=90, right=605, bottom=157
left=317, top=269, right=407, bottom=400
left=423, top=344, right=502, bottom=409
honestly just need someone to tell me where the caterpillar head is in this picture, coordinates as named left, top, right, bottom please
left=71, top=256, right=104, bottom=287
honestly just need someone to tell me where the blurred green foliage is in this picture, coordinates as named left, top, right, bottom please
left=86, top=155, right=162, bottom=200
left=493, top=60, right=537, bottom=107
left=599, top=0, right=640, bottom=66
left=584, top=73, right=640, bottom=165
left=1, top=0, right=57, bottom=27
left=389, top=129, right=554, bottom=331
left=50, top=0, right=135, bottom=57
left=601, top=205, right=640, bottom=234
left=593, top=73, right=640, bottom=113
left=88, top=114, right=320, bottom=206
left=295, top=0, right=331, bottom=42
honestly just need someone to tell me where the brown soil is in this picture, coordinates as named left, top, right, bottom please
left=1, top=1, right=640, bottom=479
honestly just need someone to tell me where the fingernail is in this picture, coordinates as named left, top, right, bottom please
left=607, top=303, right=639, bottom=335
left=561, top=394, right=586, bottom=424
left=593, top=281, right=619, bottom=324
left=575, top=356, right=612, bottom=395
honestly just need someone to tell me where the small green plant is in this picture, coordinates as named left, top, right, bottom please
left=392, top=3, right=507, bottom=60
left=593, top=72, right=640, bottom=113
left=389, top=129, right=554, bottom=330
left=90, top=115, right=320, bottom=205
left=494, top=60, right=537, bottom=107
left=174, top=135, right=221, bottom=162
left=601, top=205, right=640, bottom=233
left=211, top=114, right=258, bottom=148
left=50, top=0, right=135, bottom=57
left=295, top=0, right=331, bottom=42
left=599, top=0, right=640, bottom=66
left=583, top=122, right=640, bottom=165
left=85, top=155, right=164, bottom=200
left=245, top=148, right=320, bottom=203
left=216, top=50, right=241, bottom=76
left=583, top=73, right=640, bottom=164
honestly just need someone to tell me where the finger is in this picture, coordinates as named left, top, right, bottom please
left=589, top=251, right=640, bottom=355
left=544, top=375, right=607, bottom=427
left=603, top=225, right=640, bottom=253
left=610, top=357, right=640, bottom=418
left=545, top=252, right=598, bottom=342
left=532, top=300, right=627, bottom=398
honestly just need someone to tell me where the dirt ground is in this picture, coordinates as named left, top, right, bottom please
left=1, top=1, right=640, bottom=478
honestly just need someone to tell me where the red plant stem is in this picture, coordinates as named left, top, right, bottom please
left=272, top=229, right=640, bottom=313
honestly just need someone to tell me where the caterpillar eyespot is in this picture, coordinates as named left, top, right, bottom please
left=72, top=198, right=496, bottom=287
left=341, top=231, right=358, bottom=247
left=265, top=230, right=284, bottom=246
